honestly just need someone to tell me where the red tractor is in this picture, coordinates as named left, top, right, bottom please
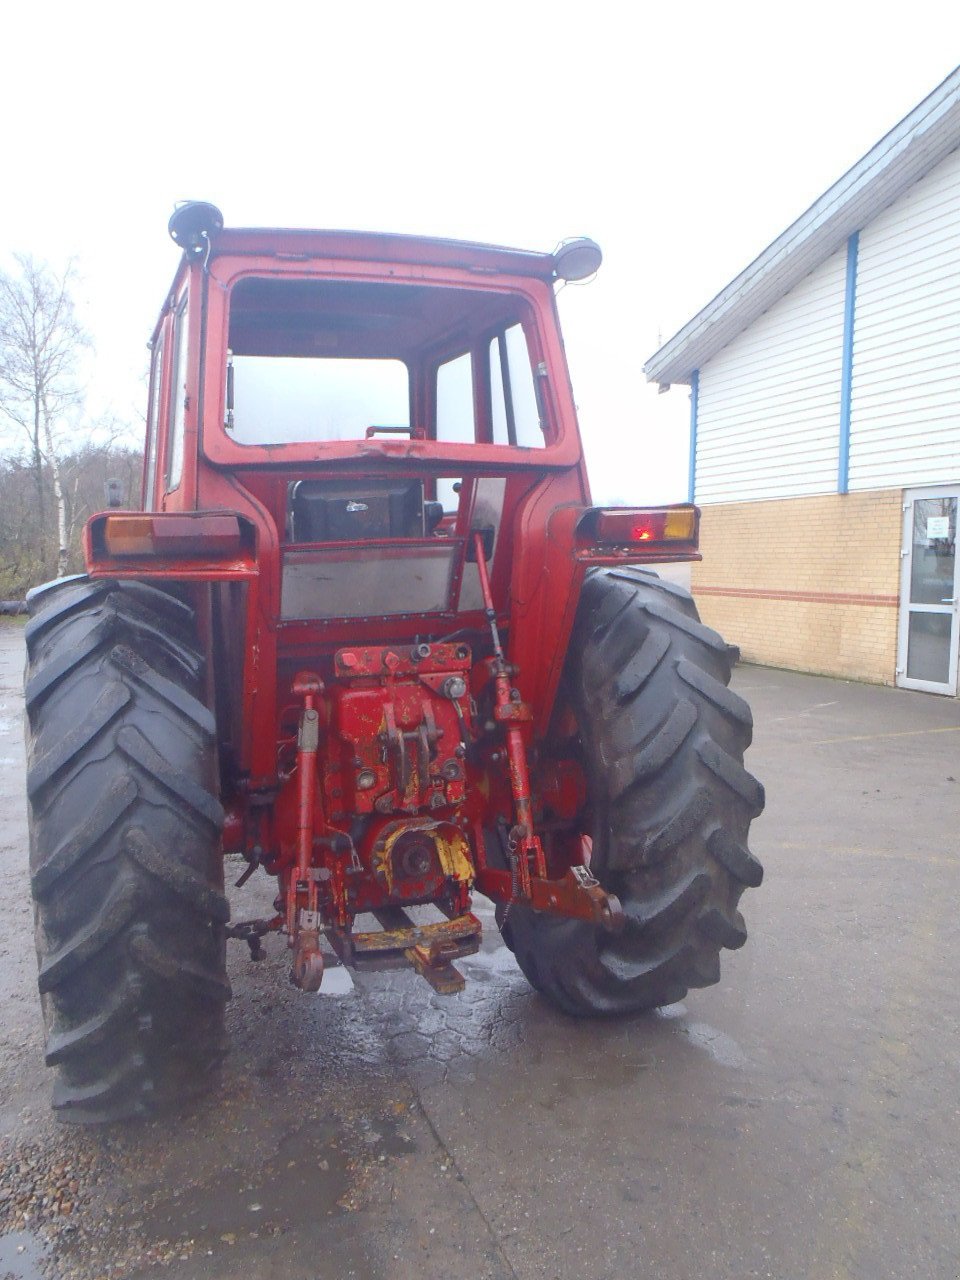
left=23, top=204, right=764, bottom=1122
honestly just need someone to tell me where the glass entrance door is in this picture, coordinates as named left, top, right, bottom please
left=897, top=488, right=959, bottom=695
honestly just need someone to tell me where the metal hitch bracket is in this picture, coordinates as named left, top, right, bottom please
left=327, top=909, right=482, bottom=994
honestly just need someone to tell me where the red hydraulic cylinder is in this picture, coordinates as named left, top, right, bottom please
left=472, top=532, right=546, bottom=893
left=287, top=673, right=325, bottom=989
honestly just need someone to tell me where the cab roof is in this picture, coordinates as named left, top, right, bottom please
left=201, top=226, right=558, bottom=280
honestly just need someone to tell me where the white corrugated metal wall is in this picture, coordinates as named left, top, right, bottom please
left=693, top=146, right=960, bottom=504
left=848, top=145, right=960, bottom=490
left=694, top=248, right=846, bottom=503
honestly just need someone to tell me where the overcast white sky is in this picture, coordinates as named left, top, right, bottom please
left=2, top=1, right=958, bottom=503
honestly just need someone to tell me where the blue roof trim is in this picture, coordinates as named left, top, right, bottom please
left=838, top=232, right=859, bottom=495
left=688, top=370, right=700, bottom=503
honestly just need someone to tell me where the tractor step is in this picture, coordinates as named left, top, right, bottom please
left=326, top=909, right=481, bottom=994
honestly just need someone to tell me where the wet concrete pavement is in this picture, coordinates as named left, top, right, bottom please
left=1, top=618, right=959, bottom=1279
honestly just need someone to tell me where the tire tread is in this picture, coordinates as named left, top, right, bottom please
left=499, top=568, right=764, bottom=1016
left=24, top=574, right=227, bottom=1123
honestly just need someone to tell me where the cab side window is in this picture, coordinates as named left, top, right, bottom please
left=490, top=323, right=543, bottom=448
left=143, top=334, right=165, bottom=510
left=435, top=351, right=475, bottom=444
left=430, top=314, right=547, bottom=449
left=166, top=293, right=190, bottom=491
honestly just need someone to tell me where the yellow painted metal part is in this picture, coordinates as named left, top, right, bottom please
left=372, top=819, right=474, bottom=894
left=348, top=912, right=481, bottom=956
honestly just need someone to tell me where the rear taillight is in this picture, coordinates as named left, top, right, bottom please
left=101, top=513, right=243, bottom=558
left=576, top=504, right=700, bottom=557
left=593, top=507, right=698, bottom=545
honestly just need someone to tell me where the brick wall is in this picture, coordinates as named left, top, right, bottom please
left=691, top=490, right=902, bottom=683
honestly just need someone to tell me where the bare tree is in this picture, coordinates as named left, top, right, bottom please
left=0, top=255, right=89, bottom=578
left=62, top=440, right=143, bottom=554
left=0, top=442, right=142, bottom=599
left=0, top=453, right=46, bottom=596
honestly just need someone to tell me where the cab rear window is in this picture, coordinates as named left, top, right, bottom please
left=225, top=277, right=548, bottom=448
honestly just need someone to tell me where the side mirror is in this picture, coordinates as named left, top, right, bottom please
left=104, top=478, right=125, bottom=509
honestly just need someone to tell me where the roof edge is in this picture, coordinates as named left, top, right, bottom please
left=204, top=226, right=559, bottom=280
left=644, top=65, right=960, bottom=387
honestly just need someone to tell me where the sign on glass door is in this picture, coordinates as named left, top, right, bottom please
left=897, top=490, right=959, bottom=695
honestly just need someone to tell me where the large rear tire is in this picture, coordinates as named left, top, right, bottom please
left=24, top=576, right=229, bottom=1122
left=499, top=567, right=764, bottom=1016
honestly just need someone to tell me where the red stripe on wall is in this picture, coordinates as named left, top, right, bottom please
left=695, top=586, right=899, bottom=608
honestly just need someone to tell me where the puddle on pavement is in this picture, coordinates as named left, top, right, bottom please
left=656, top=1003, right=750, bottom=1068
left=0, top=1230, right=48, bottom=1280
left=458, top=944, right=520, bottom=980
left=316, top=964, right=355, bottom=996
left=682, top=1021, right=750, bottom=1069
